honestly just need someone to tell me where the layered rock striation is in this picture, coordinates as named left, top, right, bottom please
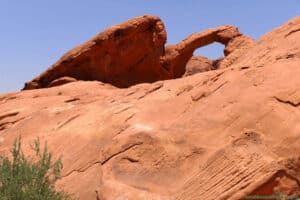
left=1, top=15, right=300, bottom=200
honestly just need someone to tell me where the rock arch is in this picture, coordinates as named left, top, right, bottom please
left=23, top=15, right=254, bottom=90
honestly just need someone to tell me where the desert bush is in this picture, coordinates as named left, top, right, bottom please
left=0, top=137, right=72, bottom=200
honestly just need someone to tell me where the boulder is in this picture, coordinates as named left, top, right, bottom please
left=183, top=56, right=213, bottom=76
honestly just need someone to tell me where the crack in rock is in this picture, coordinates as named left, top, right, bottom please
left=273, top=96, right=300, bottom=107
left=113, top=125, right=130, bottom=138
left=0, top=116, right=25, bottom=131
left=0, top=111, right=19, bottom=121
left=62, top=142, right=143, bottom=178
left=138, top=82, right=164, bottom=99
left=285, top=28, right=300, bottom=38
left=114, top=106, right=132, bottom=114
left=124, top=113, right=135, bottom=123
left=101, top=142, right=143, bottom=165
left=55, top=114, right=81, bottom=130
left=176, top=85, right=194, bottom=96
left=191, top=81, right=228, bottom=102
left=64, top=97, right=80, bottom=103
left=122, top=156, right=139, bottom=163
left=212, top=81, right=228, bottom=93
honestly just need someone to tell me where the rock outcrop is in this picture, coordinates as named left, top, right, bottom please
left=23, top=15, right=253, bottom=90
left=23, top=15, right=168, bottom=89
left=216, top=34, right=255, bottom=69
left=183, top=56, right=215, bottom=76
left=1, top=16, right=300, bottom=199
left=162, top=25, right=250, bottom=77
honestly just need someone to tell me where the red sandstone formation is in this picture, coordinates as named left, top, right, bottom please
left=183, top=56, right=214, bottom=76
left=1, top=15, right=300, bottom=199
left=23, top=16, right=168, bottom=89
left=23, top=15, right=253, bottom=90
left=217, top=34, right=255, bottom=69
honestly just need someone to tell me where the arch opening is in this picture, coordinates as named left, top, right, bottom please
left=183, top=42, right=225, bottom=77
left=193, top=42, right=224, bottom=60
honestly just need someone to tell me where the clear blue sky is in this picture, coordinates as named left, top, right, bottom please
left=0, top=1, right=299, bottom=93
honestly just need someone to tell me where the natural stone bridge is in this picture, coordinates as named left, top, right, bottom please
left=23, top=15, right=254, bottom=90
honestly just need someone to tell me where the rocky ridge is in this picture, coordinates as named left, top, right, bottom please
left=23, top=15, right=253, bottom=90
left=1, top=15, right=300, bottom=199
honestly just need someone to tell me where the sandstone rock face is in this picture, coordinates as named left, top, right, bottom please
left=183, top=56, right=214, bottom=76
left=162, top=25, right=243, bottom=77
left=24, top=15, right=169, bottom=89
left=23, top=15, right=252, bottom=90
left=1, top=16, right=300, bottom=199
left=48, top=76, right=78, bottom=88
left=217, top=35, right=255, bottom=69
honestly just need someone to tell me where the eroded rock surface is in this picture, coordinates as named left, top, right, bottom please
left=24, top=15, right=168, bottom=89
left=23, top=15, right=253, bottom=90
left=1, top=16, right=300, bottom=199
left=183, top=56, right=214, bottom=76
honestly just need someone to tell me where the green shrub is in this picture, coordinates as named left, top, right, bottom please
left=0, top=137, right=72, bottom=200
